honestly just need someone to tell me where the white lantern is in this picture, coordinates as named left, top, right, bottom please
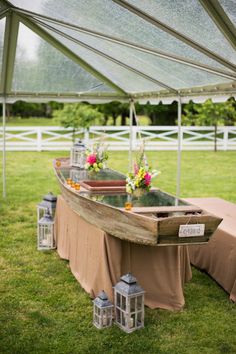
left=70, top=169, right=87, bottom=182
left=70, top=139, right=86, bottom=168
left=37, top=209, right=55, bottom=250
left=114, top=273, right=145, bottom=333
left=37, top=192, right=57, bottom=222
left=93, top=291, right=114, bottom=329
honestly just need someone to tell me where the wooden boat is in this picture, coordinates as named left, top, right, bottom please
left=53, top=158, right=222, bottom=246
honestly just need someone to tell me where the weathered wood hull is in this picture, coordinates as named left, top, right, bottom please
left=59, top=182, right=158, bottom=245
left=54, top=161, right=222, bottom=246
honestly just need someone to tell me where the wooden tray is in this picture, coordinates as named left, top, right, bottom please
left=80, top=180, right=126, bottom=192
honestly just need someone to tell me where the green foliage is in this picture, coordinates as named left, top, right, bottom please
left=2, top=99, right=236, bottom=128
left=2, top=115, right=150, bottom=127
left=54, top=103, right=103, bottom=140
left=0, top=102, right=64, bottom=120
left=182, top=98, right=236, bottom=151
left=144, top=101, right=178, bottom=125
left=0, top=151, right=236, bottom=353
left=96, top=101, right=178, bottom=126
left=183, top=98, right=236, bottom=126
left=96, top=102, right=130, bottom=125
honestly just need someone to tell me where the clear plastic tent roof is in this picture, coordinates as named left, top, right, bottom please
left=0, top=0, right=236, bottom=103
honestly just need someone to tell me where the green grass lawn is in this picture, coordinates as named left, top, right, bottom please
left=4, top=115, right=151, bottom=126
left=0, top=151, right=236, bottom=354
left=5, top=117, right=58, bottom=126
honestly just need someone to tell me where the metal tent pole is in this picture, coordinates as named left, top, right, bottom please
left=129, top=100, right=134, bottom=172
left=2, top=99, right=6, bottom=198
left=176, top=97, right=182, bottom=205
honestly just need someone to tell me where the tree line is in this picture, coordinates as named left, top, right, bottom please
left=1, top=98, right=236, bottom=128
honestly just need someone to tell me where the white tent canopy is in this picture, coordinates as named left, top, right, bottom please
left=1, top=0, right=236, bottom=199
left=0, top=0, right=236, bottom=104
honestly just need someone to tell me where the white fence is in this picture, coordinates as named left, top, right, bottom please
left=0, top=126, right=236, bottom=151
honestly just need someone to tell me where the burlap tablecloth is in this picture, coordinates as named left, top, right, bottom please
left=55, top=195, right=192, bottom=310
left=185, top=198, right=236, bottom=302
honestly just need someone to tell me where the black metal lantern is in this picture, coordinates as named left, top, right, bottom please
left=70, top=139, right=86, bottom=168
left=93, top=290, right=114, bottom=329
left=37, top=209, right=55, bottom=250
left=37, top=192, right=57, bottom=222
left=114, top=273, right=145, bottom=333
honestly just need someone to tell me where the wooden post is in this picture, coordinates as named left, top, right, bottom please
left=223, top=127, right=228, bottom=151
left=37, top=127, right=42, bottom=152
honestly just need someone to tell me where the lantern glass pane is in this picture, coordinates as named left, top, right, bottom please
left=39, top=224, right=44, bottom=235
left=45, top=225, right=50, bottom=234
left=137, top=312, right=142, bottom=327
left=38, top=206, right=44, bottom=220
left=121, top=312, right=125, bottom=327
left=121, top=295, right=126, bottom=310
left=131, top=314, right=136, bottom=329
left=130, top=297, right=136, bottom=312
left=46, top=226, right=52, bottom=241
left=101, top=310, right=107, bottom=326
left=116, top=293, right=120, bottom=308
left=116, top=308, right=121, bottom=324
left=39, top=223, right=53, bottom=248
left=39, top=227, right=44, bottom=245
left=137, top=296, right=143, bottom=310
left=98, top=316, right=102, bottom=327
left=107, top=311, right=111, bottom=320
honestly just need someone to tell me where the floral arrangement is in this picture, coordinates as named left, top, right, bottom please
left=126, top=150, right=159, bottom=195
left=84, top=142, right=108, bottom=173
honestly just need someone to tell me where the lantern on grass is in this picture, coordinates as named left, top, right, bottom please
left=93, top=291, right=114, bottom=329
left=70, top=139, right=86, bottom=168
left=114, top=273, right=145, bottom=333
left=37, top=192, right=57, bottom=222
left=37, top=209, right=55, bottom=250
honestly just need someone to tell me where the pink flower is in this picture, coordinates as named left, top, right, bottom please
left=87, top=154, right=97, bottom=165
left=134, top=163, right=139, bottom=175
left=144, top=172, right=152, bottom=186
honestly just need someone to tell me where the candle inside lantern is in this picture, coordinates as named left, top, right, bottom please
left=56, top=160, right=61, bottom=167
left=102, top=315, right=107, bottom=326
left=128, top=317, right=134, bottom=328
left=41, top=237, right=49, bottom=246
